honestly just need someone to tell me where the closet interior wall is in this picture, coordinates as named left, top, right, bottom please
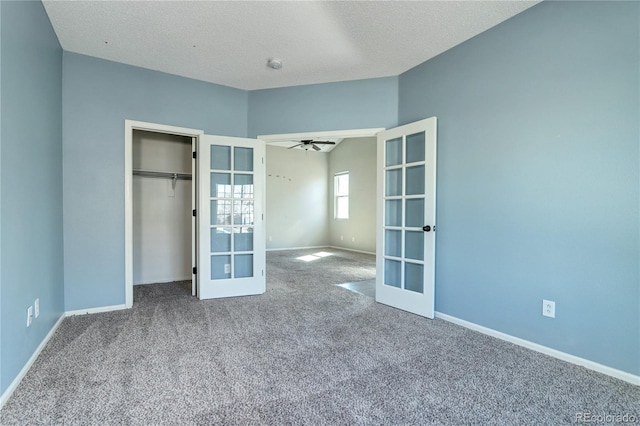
left=132, top=130, right=192, bottom=285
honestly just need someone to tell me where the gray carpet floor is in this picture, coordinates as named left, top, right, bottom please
left=2, top=248, right=639, bottom=425
left=336, top=279, right=376, bottom=298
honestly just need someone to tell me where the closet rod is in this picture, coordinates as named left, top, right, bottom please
left=132, top=169, right=192, bottom=180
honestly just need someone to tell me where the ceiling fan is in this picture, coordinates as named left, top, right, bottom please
left=288, top=139, right=336, bottom=151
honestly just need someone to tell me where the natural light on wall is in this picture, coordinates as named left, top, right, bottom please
left=334, top=172, right=349, bottom=219
left=296, top=251, right=334, bottom=262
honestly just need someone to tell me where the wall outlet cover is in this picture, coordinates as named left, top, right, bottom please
left=542, top=299, right=555, bottom=318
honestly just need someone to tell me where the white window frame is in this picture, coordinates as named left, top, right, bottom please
left=334, top=171, right=349, bottom=220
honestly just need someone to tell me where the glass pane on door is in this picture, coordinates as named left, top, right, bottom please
left=386, top=137, right=403, bottom=166
left=385, top=169, right=402, bottom=196
left=381, top=130, right=428, bottom=293
left=384, top=259, right=401, bottom=288
left=234, top=174, right=254, bottom=198
left=211, top=255, right=231, bottom=280
left=406, top=132, right=425, bottom=163
left=211, top=173, right=231, bottom=198
left=385, top=200, right=402, bottom=226
left=211, top=228, right=230, bottom=252
left=404, top=262, right=424, bottom=293
left=406, top=166, right=425, bottom=195
left=234, top=228, right=253, bottom=252
left=234, top=147, right=253, bottom=171
left=404, top=231, right=424, bottom=261
left=384, top=230, right=402, bottom=257
left=405, top=199, right=424, bottom=228
left=209, top=144, right=255, bottom=281
left=234, top=254, right=253, bottom=278
left=211, top=145, right=231, bottom=170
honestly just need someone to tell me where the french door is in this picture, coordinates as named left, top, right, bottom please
left=197, top=135, right=265, bottom=299
left=375, top=117, right=437, bottom=318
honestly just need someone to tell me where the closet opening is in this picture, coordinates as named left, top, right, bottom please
left=125, top=120, right=204, bottom=307
left=131, top=129, right=195, bottom=300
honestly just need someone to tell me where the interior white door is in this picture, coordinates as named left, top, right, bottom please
left=375, top=117, right=437, bottom=318
left=197, top=134, right=265, bottom=299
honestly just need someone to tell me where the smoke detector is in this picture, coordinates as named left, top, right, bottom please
left=267, top=58, right=283, bottom=70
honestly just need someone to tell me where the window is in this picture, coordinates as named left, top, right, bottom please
left=334, top=172, right=349, bottom=219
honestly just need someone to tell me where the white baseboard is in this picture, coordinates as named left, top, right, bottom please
left=267, top=245, right=376, bottom=256
left=327, top=245, right=376, bottom=256
left=266, top=245, right=327, bottom=252
left=435, top=311, right=640, bottom=386
left=0, top=314, right=65, bottom=410
left=65, top=304, right=128, bottom=316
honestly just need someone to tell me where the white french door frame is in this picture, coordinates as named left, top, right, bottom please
left=124, top=120, right=204, bottom=308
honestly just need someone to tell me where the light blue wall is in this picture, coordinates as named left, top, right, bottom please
left=248, top=77, right=398, bottom=137
left=0, top=1, right=64, bottom=394
left=399, top=1, right=639, bottom=375
left=62, top=53, right=248, bottom=310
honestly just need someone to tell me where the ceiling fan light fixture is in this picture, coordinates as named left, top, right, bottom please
left=267, top=58, right=282, bottom=70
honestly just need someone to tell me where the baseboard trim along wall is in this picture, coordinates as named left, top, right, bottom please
left=0, top=314, right=66, bottom=410
left=266, top=245, right=327, bottom=252
left=435, top=312, right=640, bottom=386
left=327, top=245, right=376, bottom=256
left=267, top=246, right=375, bottom=256
left=65, top=304, right=128, bottom=316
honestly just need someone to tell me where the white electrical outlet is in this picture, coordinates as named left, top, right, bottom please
left=27, top=306, right=33, bottom=327
left=351, top=237, right=355, bottom=242
left=542, top=300, right=555, bottom=318
left=269, top=236, right=272, bottom=242
left=224, top=263, right=231, bottom=274
left=340, top=235, right=344, bottom=241
left=34, top=298, right=40, bottom=318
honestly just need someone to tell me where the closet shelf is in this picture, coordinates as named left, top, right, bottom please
left=132, top=169, right=192, bottom=180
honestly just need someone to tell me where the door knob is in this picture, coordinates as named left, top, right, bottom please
left=422, top=225, right=431, bottom=232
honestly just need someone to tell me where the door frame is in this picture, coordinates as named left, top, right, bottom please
left=258, top=127, right=384, bottom=252
left=258, top=128, right=385, bottom=145
left=124, top=120, right=204, bottom=308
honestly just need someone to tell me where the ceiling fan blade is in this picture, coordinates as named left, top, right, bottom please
left=288, top=143, right=302, bottom=149
left=312, top=144, right=321, bottom=151
left=310, top=141, right=336, bottom=145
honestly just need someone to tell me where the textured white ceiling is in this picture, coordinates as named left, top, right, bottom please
left=42, top=1, right=539, bottom=91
